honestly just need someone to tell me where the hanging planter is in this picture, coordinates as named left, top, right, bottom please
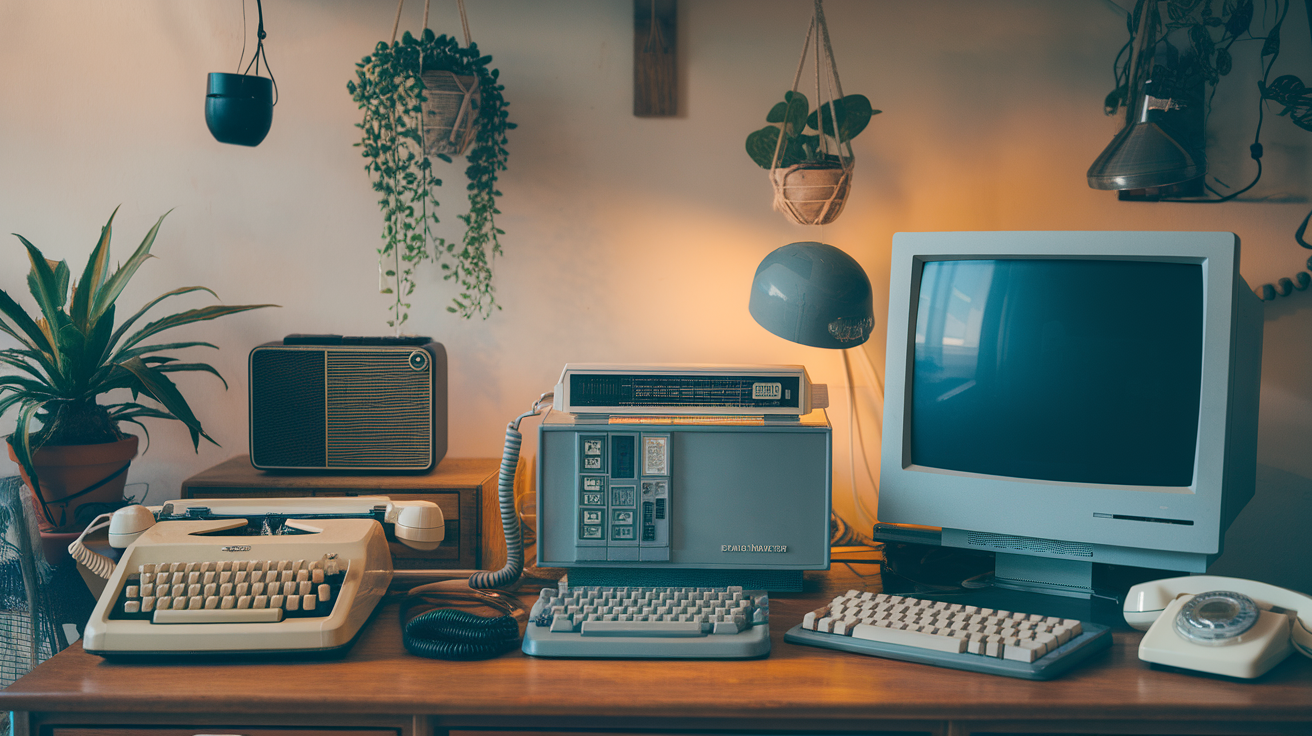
left=745, top=0, right=877, bottom=226
left=348, top=0, right=513, bottom=327
left=205, top=0, right=278, bottom=147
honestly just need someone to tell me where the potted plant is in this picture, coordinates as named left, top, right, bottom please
left=0, top=208, right=274, bottom=559
left=746, top=90, right=877, bottom=225
left=348, top=28, right=514, bottom=327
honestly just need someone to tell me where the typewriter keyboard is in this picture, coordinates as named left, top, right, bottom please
left=110, top=556, right=345, bottom=624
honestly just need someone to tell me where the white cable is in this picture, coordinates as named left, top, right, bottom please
left=842, top=350, right=878, bottom=530
left=68, top=513, right=117, bottom=580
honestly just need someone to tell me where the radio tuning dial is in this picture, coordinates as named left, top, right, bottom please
left=408, top=350, right=429, bottom=371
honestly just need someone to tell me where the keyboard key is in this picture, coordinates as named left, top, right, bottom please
left=581, top=620, right=704, bottom=637
left=154, top=607, right=284, bottom=624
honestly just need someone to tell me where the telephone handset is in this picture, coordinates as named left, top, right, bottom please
left=1124, top=575, right=1312, bottom=679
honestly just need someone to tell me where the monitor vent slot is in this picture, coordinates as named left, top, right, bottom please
left=326, top=351, right=430, bottom=469
left=965, top=532, right=1094, bottom=558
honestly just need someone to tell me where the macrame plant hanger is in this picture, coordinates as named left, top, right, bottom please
left=770, top=0, right=855, bottom=226
left=391, top=0, right=481, bottom=158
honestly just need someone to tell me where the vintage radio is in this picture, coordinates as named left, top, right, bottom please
left=248, top=335, right=447, bottom=472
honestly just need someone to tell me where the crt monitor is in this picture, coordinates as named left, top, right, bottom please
left=879, top=231, right=1263, bottom=602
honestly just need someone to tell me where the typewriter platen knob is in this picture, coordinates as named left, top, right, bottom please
left=394, top=503, right=445, bottom=551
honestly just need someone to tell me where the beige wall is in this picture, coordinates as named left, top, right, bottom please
left=2, top=1, right=1310, bottom=567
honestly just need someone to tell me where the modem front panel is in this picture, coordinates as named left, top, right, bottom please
left=538, top=415, right=831, bottom=570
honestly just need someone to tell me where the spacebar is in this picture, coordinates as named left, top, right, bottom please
left=153, top=608, right=285, bottom=624
left=580, top=621, right=706, bottom=637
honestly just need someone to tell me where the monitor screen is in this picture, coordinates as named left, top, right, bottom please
left=910, top=259, right=1203, bottom=488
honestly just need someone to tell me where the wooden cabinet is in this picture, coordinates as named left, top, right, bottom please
left=180, top=456, right=500, bottom=571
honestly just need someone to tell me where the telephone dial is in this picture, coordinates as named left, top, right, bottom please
left=1124, top=575, right=1312, bottom=679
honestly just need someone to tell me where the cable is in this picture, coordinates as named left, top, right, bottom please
left=469, top=392, right=552, bottom=589
left=400, top=392, right=552, bottom=659
left=67, top=513, right=116, bottom=580
left=400, top=584, right=523, bottom=660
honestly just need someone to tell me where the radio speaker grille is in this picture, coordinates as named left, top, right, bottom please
left=326, top=351, right=431, bottom=468
left=250, top=350, right=326, bottom=468
left=965, top=532, right=1094, bottom=558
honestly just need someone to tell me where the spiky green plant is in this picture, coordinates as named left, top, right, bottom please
left=0, top=208, right=275, bottom=498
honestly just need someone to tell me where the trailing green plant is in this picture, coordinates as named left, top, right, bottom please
left=0, top=208, right=275, bottom=492
left=348, top=29, right=514, bottom=326
left=745, top=91, right=877, bottom=169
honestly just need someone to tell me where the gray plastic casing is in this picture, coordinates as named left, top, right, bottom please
left=879, top=231, right=1263, bottom=572
left=536, top=410, right=831, bottom=573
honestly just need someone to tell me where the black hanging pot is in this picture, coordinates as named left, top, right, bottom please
left=206, top=73, right=273, bottom=147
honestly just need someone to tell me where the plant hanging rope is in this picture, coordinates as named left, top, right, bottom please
left=770, top=0, right=855, bottom=226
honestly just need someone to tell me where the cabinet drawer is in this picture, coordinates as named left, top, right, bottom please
left=54, top=730, right=396, bottom=736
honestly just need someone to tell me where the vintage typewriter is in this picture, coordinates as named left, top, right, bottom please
left=74, top=496, right=444, bottom=657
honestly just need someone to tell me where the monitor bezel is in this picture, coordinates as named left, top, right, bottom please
left=880, top=231, right=1242, bottom=557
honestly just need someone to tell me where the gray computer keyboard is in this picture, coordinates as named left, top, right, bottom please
left=523, top=583, right=770, bottom=658
left=784, top=590, right=1112, bottom=679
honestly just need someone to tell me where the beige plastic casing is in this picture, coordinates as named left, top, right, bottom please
left=83, top=515, right=394, bottom=654
left=1125, top=575, right=1312, bottom=679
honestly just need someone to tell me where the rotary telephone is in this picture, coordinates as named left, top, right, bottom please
left=1124, top=575, right=1312, bottom=679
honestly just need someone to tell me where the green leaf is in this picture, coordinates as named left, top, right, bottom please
left=746, top=126, right=784, bottom=169
left=71, top=206, right=117, bottom=331
left=91, top=211, right=169, bottom=324
left=1262, top=22, right=1281, bottom=57
left=103, top=286, right=219, bottom=364
left=0, top=285, right=55, bottom=356
left=152, top=362, right=230, bottom=390
left=806, top=94, right=876, bottom=143
left=115, top=357, right=215, bottom=449
left=765, top=91, right=809, bottom=137
left=15, top=235, right=70, bottom=339
left=113, top=304, right=277, bottom=359
left=9, top=400, right=46, bottom=503
left=1225, top=0, right=1253, bottom=37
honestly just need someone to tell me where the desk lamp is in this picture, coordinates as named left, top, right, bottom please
left=749, top=241, right=874, bottom=349
left=1086, top=0, right=1203, bottom=191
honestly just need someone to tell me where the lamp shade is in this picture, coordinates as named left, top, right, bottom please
left=1086, top=120, right=1202, bottom=190
left=749, top=242, right=874, bottom=349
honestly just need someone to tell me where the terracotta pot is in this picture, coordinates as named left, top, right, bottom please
left=770, top=163, right=854, bottom=226
left=7, top=435, right=139, bottom=534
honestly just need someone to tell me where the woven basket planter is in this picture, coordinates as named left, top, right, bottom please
left=420, top=70, right=480, bottom=157
left=771, top=163, right=853, bottom=226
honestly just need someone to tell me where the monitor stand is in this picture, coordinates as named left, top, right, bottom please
left=875, top=541, right=1161, bottom=628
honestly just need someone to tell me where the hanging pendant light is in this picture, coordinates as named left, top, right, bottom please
left=1087, top=0, right=1203, bottom=190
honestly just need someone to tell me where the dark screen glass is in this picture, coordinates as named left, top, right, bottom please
left=910, top=259, right=1203, bottom=487
left=611, top=435, right=635, bottom=479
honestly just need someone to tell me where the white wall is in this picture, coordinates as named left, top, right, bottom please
left=2, top=1, right=1310, bottom=562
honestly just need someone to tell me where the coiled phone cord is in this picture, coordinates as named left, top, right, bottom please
left=1257, top=211, right=1312, bottom=301
left=401, top=392, right=553, bottom=659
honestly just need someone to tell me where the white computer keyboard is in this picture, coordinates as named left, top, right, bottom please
left=83, top=515, right=393, bottom=657
left=784, top=590, right=1112, bottom=679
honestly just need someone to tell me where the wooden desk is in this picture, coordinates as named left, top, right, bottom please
left=4, top=565, right=1310, bottom=736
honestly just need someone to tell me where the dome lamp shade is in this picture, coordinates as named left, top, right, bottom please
left=749, top=241, right=874, bottom=349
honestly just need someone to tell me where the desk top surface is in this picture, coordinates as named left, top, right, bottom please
left=5, top=563, right=1311, bottom=726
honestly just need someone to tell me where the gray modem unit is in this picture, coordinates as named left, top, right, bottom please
left=537, top=366, right=832, bottom=592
